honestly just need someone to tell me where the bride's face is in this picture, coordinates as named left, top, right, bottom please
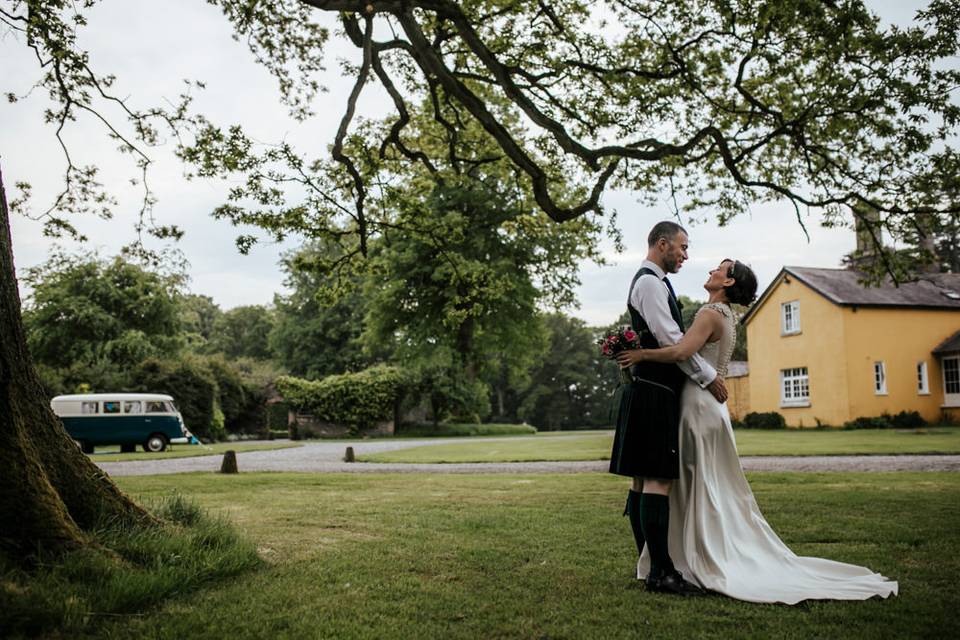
left=703, top=260, right=735, bottom=292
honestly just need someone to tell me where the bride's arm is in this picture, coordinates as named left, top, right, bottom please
left=616, top=309, right=722, bottom=367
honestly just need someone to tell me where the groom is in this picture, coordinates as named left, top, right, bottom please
left=609, top=220, right=727, bottom=596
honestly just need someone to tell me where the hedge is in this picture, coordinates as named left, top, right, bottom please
left=739, top=411, right=787, bottom=430
left=275, top=365, right=412, bottom=435
left=844, top=411, right=926, bottom=430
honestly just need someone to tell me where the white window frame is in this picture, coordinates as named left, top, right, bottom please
left=780, top=367, right=810, bottom=407
left=944, top=356, right=960, bottom=407
left=917, top=361, right=930, bottom=395
left=781, top=300, right=801, bottom=336
left=874, top=361, right=887, bottom=395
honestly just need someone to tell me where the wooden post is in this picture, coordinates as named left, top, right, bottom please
left=220, top=450, right=238, bottom=473
left=344, top=446, right=355, bottom=463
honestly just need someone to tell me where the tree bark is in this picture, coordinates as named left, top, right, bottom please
left=0, top=161, right=155, bottom=564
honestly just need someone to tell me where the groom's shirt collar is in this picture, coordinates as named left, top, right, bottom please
left=641, top=259, right=666, bottom=280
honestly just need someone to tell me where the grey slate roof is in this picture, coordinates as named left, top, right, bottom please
left=743, top=266, right=960, bottom=325
left=933, top=329, right=960, bottom=354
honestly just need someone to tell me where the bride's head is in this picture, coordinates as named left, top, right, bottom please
left=704, top=260, right=758, bottom=306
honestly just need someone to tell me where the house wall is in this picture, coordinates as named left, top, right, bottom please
left=842, top=307, right=960, bottom=423
left=745, top=274, right=850, bottom=427
left=725, top=374, right=750, bottom=421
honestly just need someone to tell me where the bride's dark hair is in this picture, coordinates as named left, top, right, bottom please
left=723, top=260, right=758, bottom=306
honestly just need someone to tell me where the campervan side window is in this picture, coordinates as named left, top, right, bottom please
left=104, top=401, right=121, bottom=414
left=124, top=401, right=143, bottom=414
left=81, top=401, right=98, bottom=414
left=145, top=401, right=166, bottom=413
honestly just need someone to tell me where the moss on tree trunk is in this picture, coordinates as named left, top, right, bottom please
left=0, top=162, right=155, bottom=564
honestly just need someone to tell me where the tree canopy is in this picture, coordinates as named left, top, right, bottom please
left=5, top=0, right=958, bottom=282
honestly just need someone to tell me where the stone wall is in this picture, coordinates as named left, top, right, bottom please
left=289, top=412, right=395, bottom=438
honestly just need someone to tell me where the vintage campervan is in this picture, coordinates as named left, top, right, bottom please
left=51, top=393, right=195, bottom=453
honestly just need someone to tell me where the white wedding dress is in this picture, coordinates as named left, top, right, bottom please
left=637, top=302, right=898, bottom=604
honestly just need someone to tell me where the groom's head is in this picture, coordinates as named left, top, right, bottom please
left=647, top=221, right=689, bottom=274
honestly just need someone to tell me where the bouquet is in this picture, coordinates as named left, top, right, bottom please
left=597, top=326, right=641, bottom=383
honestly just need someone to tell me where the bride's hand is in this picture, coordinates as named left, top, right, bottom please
left=615, top=349, right=644, bottom=368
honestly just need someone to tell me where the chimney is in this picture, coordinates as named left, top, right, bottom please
left=846, top=205, right=882, bottom=270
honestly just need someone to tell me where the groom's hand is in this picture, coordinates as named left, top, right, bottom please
left=706, top=376, right=728, bottom=403
left=615, top=349, right=643, bottom=368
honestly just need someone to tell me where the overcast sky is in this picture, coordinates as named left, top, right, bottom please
left=2, top=0, right=934, bottom=326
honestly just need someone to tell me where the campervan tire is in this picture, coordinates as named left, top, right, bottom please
left=144, top=434, right=168, bottom=453
left=77, top=440, right=94, bottom=454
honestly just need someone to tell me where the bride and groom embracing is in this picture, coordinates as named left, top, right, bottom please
left=608, top=221, right=898, bottom=604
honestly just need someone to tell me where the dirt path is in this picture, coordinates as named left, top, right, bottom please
left=95, top=439, right=960, bottom=476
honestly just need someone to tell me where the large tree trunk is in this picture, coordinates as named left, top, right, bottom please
left=0, top=162, right=155, bottom=564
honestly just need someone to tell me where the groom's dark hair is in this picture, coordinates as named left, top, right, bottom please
left=647, top=221, right=687, bottom=247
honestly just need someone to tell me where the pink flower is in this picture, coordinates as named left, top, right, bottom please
left=609, top=335, right=619, bottom=343
left=601, top=343, right=611, bottom=355
left=624, top=329, right=637, bottom=341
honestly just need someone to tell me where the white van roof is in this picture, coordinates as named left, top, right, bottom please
left=52, top=393, right=175, bottom=402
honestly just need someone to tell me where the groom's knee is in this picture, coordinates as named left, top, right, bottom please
left=641, top=478, right=672, bottom=495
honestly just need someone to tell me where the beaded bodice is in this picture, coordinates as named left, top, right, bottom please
left=695, top=302, right=737, bottom=377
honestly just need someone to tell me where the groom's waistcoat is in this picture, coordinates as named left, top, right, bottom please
left=627, top=267, right=688, bottom=396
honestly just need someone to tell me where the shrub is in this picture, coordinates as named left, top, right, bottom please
left=740, top=412, right=787, bottom=429
left=844, top=411, right=927, bottom=430
left=276, top=365, right=412, bottom=435
left=133, top=356, right=222, bottom=441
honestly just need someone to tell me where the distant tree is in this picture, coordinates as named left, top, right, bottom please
left=22, top=252, right=185, bottom=390
left=207, top=305, right=276, bottom=361
left=180, top=294, right=223, bottom=349
left=269, top=242, right=372, bottom=378
left=518, top=313, right=612, bottom=430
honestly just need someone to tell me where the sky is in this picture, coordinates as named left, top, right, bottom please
left=1, top=0, right=934, bottom=326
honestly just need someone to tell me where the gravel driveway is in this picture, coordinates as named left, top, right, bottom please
left=95, top=439, right=960, bottom=476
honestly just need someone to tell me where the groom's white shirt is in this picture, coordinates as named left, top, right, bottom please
left=630, top=259, right=717, bottom=388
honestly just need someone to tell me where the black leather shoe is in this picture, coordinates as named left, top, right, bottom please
left=645, top=569, right=705, bottom=596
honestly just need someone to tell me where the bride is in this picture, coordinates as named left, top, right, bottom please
left=616, top=259, right=898, bottom=604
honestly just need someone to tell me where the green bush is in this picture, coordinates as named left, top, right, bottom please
left=276, top=365, right=412, bottom=435
left=396, top=422, right=538, bottom=437
left=740, top=412, right=787, bottom=429
left=844, top=411, right=927, bottom=430
left=133, top=357, right=222, bottom=441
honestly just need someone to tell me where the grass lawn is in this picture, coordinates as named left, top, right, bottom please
left=79, top=471, right=959, bottom=639
left=359, top=427, right=960, bottom=463
left=88, top=441, right=302, bottom=462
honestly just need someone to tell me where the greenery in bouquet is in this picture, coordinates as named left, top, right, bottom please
left=596, top=326, right=640, bottom=359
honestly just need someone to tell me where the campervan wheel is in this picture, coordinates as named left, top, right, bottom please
left=143, top=434, right=168, bottom=453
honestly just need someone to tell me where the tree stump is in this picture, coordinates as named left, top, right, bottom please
left=344, top=446, right=355, bottom=463
left=220, top=450, right=238, bottom=473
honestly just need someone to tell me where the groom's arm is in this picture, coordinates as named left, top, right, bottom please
left=631, top=276, right=718, bottom=388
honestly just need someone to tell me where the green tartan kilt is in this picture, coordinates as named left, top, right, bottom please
left=608, top=379, right=680, bottom=479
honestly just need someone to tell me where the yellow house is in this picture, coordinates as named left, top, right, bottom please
left=738, top=267, right=960, bottom=427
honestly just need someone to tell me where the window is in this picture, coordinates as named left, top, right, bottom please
left=103, top=401, right=121, bottom=414
left=873, top=362, right=887, bottom=395
left=945, top=357, right=960, bottom=397
left=145, top=401, right=166, bottom=413
left=124, top=401, right=142, bottom=414
left=781, top=301, right=800, bottom=335
left=81, top=401, right=99, bottom=414
left=781, top=367, right=810, bottom=406
left=917, top=362, right=929, bottom=395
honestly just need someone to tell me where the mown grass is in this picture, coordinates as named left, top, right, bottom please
left=394, top=422, right=538, bottom=437
left=360, top=427, right=960, bottom=463
left=61, top=471, right=960, bottom=639
left=89, top=441, right=302, bottom=462
left=0, top=495, right=261, bottom=639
